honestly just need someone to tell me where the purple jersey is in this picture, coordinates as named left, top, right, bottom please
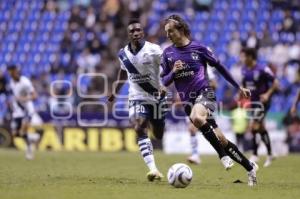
left=161, top=41, right=239, bottom=103
left=242, top=64, right=275, bottom=102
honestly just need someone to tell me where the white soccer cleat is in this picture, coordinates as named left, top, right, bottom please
left=249, top=155, right=259, bottom=163
left=221, top=156, right=234, bottom=170
left=187, top=155, right=201, bottom=165
left=248, top=162, right=259, bottom=187
left=146, top=170, right=164, bottom=182
left=263, top=156, right=274, bottom=167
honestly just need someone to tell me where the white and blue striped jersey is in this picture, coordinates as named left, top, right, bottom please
left=118, top=41, right=162, bottom=102
left=9, top=76, right=36, bottom=118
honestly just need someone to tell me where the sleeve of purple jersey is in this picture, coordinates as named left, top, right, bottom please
left=160, top=52, right=174, bottom=86
left=203, top=48, right=240, bottom=89
left=262, top=66, right=275, bottom=82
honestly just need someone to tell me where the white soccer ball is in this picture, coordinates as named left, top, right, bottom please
left=167, top=163, right=193, bottom=188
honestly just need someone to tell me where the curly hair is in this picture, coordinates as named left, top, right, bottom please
left=165, top=14, right=191, bottom=38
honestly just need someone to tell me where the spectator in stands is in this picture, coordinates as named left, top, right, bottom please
left=228, top=31, right=242, bottom=58
left=246, top=31, right=260, bottom=49
left=279, top=10, right=297, bottom=36
left=69, top=5, right=84, bottom=30
left=260, top=28, right=274, bottom=48
left=85, top=6, right=96, bottom=28
left=76, top=47, right=101, bottom=74
left=42, top=0, right=59, bottom=13
left=60, top=31, right=73, bottom=53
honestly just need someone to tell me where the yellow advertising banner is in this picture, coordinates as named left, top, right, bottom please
left=9, top=124, right=143, bottom=152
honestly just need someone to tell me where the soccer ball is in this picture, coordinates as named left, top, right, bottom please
left=167, top=163, right=193, bottom=188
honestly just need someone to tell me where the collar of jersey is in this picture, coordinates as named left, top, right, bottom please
left=173, top=40, right=192, bottom=49
left=128, top=40, right=145, bottom=55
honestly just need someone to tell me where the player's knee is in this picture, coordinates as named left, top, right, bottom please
left=190, top=116, right=206, bottom=128
left=134, top=123, right=146, bottom=136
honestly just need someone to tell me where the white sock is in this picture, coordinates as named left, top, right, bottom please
left=27, top=133, right=40, bottom=143
left=138, top=137, right=157, bottom=172
left=191, top=134, right=199, bottom=156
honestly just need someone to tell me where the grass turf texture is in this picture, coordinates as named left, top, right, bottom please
left=0, top=149, right=299, bottom=199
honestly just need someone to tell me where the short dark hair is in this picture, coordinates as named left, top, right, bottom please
left=241, top=47, right=257, bottom=60
left=7, top=64, right=18, bottom=71
left=165, top=14, right=191, bottom=38
left=128, top=18, right=140, bottom=26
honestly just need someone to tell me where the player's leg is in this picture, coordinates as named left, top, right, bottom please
left=130, top=101, right=162, bottom=181
left=187, top=120, right=201, bottom=165
left=208, top=119, right=258, bottom=186
left=212, top=124, right=254, bottom=172
left=20, top=117, right=39, bottom=160
left=151, top=119, right=165, bottom=140
left=236, top=134, right=245, bottom=152
left=150, top=101, right=166, bottom=140
left=11, top=117, right=32, bottom=159
left=258, top=122, right=273, bottom=167
left=10, top=117, right=22, bottom=138
left=189, top=103, right=232, bottom=169
left=250, top=120, right=260, bottom=163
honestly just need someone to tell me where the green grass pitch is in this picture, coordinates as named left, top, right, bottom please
left=0, top=149, right=299, bottom=199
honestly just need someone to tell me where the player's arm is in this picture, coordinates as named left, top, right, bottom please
left=108, top=69, right=127, bottom=102
left=290, top=89, right=300, bottom=115
left=203, top=48, right=250, bottom=98
left=160, top=52, right=176, bottom=87
left=260, top=67, right=279, bottom=103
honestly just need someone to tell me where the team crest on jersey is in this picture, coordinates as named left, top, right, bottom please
left=191, top=52, right=199, bottom=60
left=142, top=53, right=151, bottom=64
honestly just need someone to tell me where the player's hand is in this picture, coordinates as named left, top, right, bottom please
left=159, top=86, right=167, bottom=99
left=107, top=94, right=115, bottom=102
left=172, top=60, right=185, bottom=73
left=260, top=93, right=270, bottom=103
left=239, top=87, right=251, bottom=99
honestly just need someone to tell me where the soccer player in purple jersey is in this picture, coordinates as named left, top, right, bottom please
left=240, top=48, right=279, bottom=167
left=161, top=14, right=258, bottom=186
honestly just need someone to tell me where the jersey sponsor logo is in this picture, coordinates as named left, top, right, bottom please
left=129, top=73, right=151, bottom=83
left=118, top=49, right=158, bottom=96
left=175, top=71, right=195, bottom=78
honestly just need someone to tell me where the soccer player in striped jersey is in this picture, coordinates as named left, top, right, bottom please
left=108, top=19, right=165, bottom=181
left=161, top=14, right=258, bottom=186
left=7, top=65, right=40, bottom=160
